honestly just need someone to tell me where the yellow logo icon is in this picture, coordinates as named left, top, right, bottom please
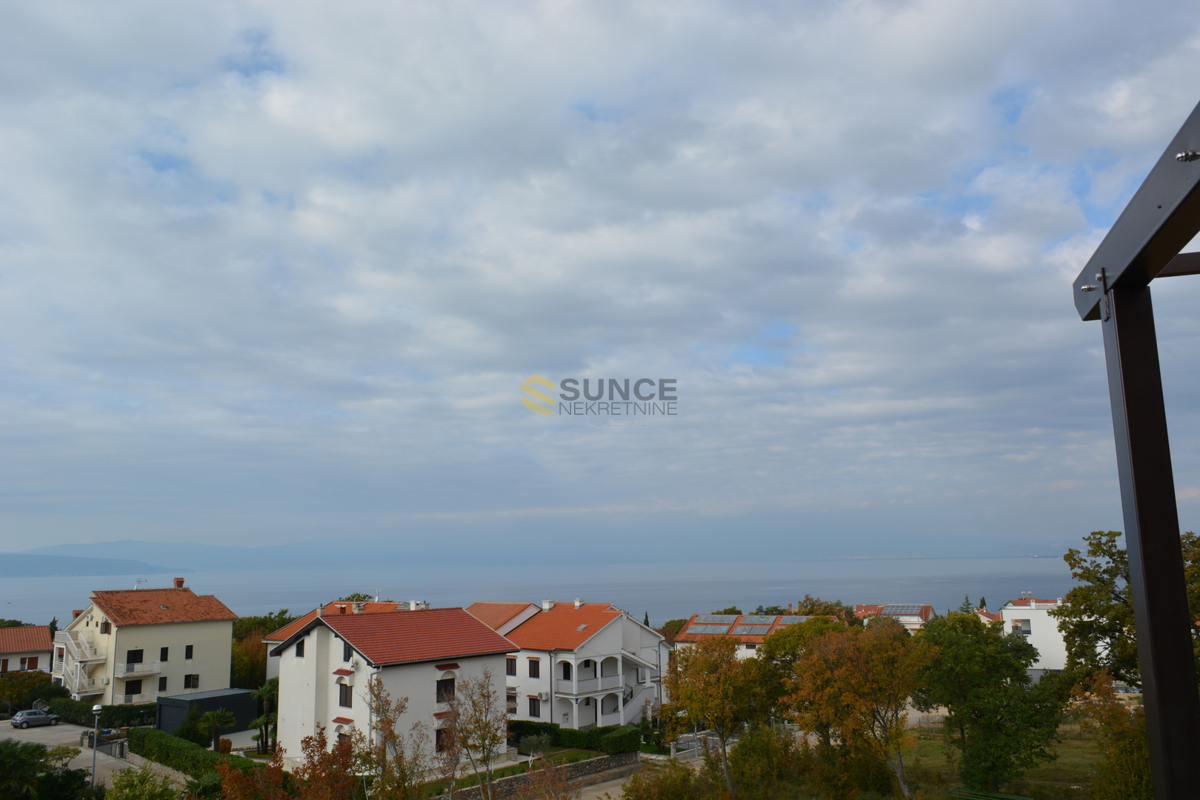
left=521, top=375, right=557, bottom=415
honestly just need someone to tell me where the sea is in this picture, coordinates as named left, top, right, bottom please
left=0, top=556, right=1074, bottom=627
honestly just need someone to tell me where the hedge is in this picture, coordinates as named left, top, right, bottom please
left=508, top=720, right=560, bottom=745
left=48, top=698, right=156, bottom=728
left=598, top=725, right=641, bottom=754
left=127, top=727, right=260, bottom=780
left=506, top=720, right=637, bottom=753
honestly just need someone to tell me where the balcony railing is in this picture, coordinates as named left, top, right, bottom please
left=113, top=693, right=150, bottom=705
left=115, top=661, right=161, bottom=677
left=54, top=631, right=105, bottom=664
left=600, top=674, right=622, bottom=690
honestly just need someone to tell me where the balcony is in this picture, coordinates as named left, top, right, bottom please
left=113, top=693, right=151, bottom=705
left=63, top=673, right=102, bottom=696
left=54, top=631, right=105, bottom=665
left=115, top=661, right=161, bottom=677
left=554, top=674, right=625, bottom=695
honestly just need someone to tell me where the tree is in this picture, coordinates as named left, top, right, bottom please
left=658, top=619, right=687, bottom=642
left=663, top=637, right=755, bottom=799
left=48, top=616, right=58, bottom=637
left=216, top=749, right=289, bottom=800
left=644, top=611, right=650, bottom=626
left=253, top=677, right=280, bottom=754
left=793, top=594, right=860, bottom=625
left=354, top=675, right=430, bottom=800
left=108, top=763, right=178, bottom=800
left=711, top=606, right=742, bottom=615
left=1050, top=530, right=1200, bottom=686
left=234, top=609, right=299, bottom=640
left=785, top=618, right=934, bottom=800
left=199, top=707, right=237, bottom=750
left=0, top=739, right=45, bottom=798
left=515, top=760, right=581, bottom=800
left=1074, top=672, right=1152, bottom=800
left=0, top=619, right=31, bottom=627
left=231, top=630, right=268, bottom=689
left=292, top=724, right=359, bottom=800
left=432, top=705, right=464, bottom=800
left=448, top=667, right=508, bottom=800
left=752, top=616, right=846, bottom=725
left=0, top=670, right=49, bottom=713
left=339, top=592, right=375, bottom=602
left=753, top=605, right=788, bottom=615
left=914, top=612, right=1061, bottom=790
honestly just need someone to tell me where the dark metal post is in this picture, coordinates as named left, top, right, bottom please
left=1101, top=281, right=1200, bottom=798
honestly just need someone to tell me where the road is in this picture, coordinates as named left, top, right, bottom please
left=3, top=720, right=134, bottom=789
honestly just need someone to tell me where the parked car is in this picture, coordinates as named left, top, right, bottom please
left=11, top=709, right=59, bottom=728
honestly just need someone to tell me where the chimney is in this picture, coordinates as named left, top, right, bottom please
left=336, top=604, right=347, bottom=615
left=574, top=598, right=583, bottom=609
left=173, top=577, right=185, bottom=589
left=543, top=600, right=554, bottom=612
left=788, top=603, right=794, bottom=613
left=316, top=605, right=324, bottom=618
left=72, top=610, right=83, bottom=621
left=353, top=603, right=365, bottom=614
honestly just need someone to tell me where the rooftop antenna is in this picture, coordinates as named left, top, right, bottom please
left=375, top=589, right=381, bottom=602
left=134, top=579, right=147, bottom=590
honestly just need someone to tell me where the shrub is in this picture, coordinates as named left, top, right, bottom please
left=509, top=720, right=560, bottom=745
left=598, top=725, right=641, bottom=754
left=47, top=698, right=156, bottom=728
left=218, top=737, right=232, bottom=754
left=127, top=727, right=259, bottom=780
left=173, top=702, right=210, bottom=746
left=108, top=763, right=177, bottom=800
left=519, top=733, right=554, bottom=755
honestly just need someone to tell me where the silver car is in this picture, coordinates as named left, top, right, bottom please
left=11, top=709, right=60, bottom=728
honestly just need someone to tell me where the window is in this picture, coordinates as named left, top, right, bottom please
left=561, top=662, right=572, bottom=680
left=126, top=649, right=143, bottom=664
left=160, top=647, right=169, bottom=662
left=100, top=621, right=111, bottom=635
left=529, top=697, right=541, bottom=717
left=125, top=679, right=142, bottom=696
left=344, top=641, right=353, bottom=662
left=339, top=683, right=353, bottom=708
left=528, top=659, right=540, bottom=679
left=506, top=657, right=516, bottom=676
left=436, top=677, right=455, bottom=703
left=19, top=657, right=27, bottom=670
left=26, top=657, right=37, bottom=671
left=185, top=645, right=194, bottom=660
left=158, top=677, right=167, bottom=692
left=296, top=639, right=305, bottom=658
left=507, top=692, right=517, bottom=715
left=435, top=728, right=448, bottom=752
left=0, top=659, right=7, bottom=673
left=184, top=674, right=199, bottom=689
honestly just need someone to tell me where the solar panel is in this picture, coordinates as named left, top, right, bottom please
left=777, top=616, right=809, bottom=625
left=731, top=625, right=772, bottom=635
left=740, top=615, right=777, bottom=624
left=882, top=604, right=925, bottom=616
left=695, top=615, right=740, bottom=624
left=686, top=624, right=732, bottom=634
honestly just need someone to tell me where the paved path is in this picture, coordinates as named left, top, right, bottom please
left=2, top=721, right=133, bottom=789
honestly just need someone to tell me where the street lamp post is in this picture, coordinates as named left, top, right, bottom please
left=91, top=703, right=102, bottom=786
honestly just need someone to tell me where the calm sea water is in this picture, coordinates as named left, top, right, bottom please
left=0, top=557, right=1073, bottom=627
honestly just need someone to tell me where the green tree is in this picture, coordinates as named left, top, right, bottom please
left=252, top=677, right=279, bottom=754
left=231, top=630, right=267, bottom=689
left=914, top=612, right=1061, bottom=790
left=199, top=707, right=238, bottom=751
left=957, top=594, right=974, bottom=614
left=1074, top=672, right=1152, bottom=800
left=108, top=763, right=177, bottom=800
left=658, top=619, right=687, bottom=641
left=794, top=594, right=860, bottom=625
left=1050, top=530, right=1200, bottom=686
left=233, top=609, right=298, bottom=640
left=0, top=619, right=31, bottom=627
left=0, top=739, right=45, bottom=798
left=711, top=606, right=742, bottom=615
left=448, top=667, right=507, bottom=800
left=753, top=605, right=788, bottom=615
left=786, top=618, right=934, bottom=800
left=0, top=670, right=49, bottom=713
left=752, top=616, right=846, bottom=726
left=48, top=616, right=58, bottom=637
left=663, top=637, right=755, bottom=799
left=339, top=592, right=375, bottom=602
left=174, top=701, right=210, bottom=746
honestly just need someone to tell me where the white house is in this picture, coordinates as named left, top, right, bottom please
left=855, top=604, right=935, bottom=632
left=0, top=625, right=53, bottom=674
left=270, top=606, right=515, bottom=759
left=467, top=599, right=670, bottom=730
left=263, top=600, right=422, bottom=682
left=52, top=578, right=237, bottom=705
left=999, top=596, right=1068, bottom=679
left=672, top=613, right=819, bottom=659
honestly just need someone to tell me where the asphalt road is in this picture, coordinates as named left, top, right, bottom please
left=3, top=719, right=134, bottom=789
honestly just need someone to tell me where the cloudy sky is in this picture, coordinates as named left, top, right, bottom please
left=4, top=0, right=1200, bottom=565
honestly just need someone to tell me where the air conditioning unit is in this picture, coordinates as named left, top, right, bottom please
left=537, top=692, right=550, bottom=701
left=350, top=658, right=358, bottom=668
left=100, top=677, right=109, bottom=685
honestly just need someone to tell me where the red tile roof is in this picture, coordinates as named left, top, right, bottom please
left=501, top=603, right=623, bottom=651
left=976, top=610, right=1003, bottom=622
left=673, top=614, right=821, bottom=645
left=466, top=602, right=537, bottom=631
left=1004, top=598, right=1062, bottom=607
left=265, top=601, right=413, bottom=642
left=285, top=608, right=516, bottom=667
left=332, top=716, right=354, bottom=725
left=0, top=625, right=52, bottom=655
left=89, top=588, right=236, bottom=627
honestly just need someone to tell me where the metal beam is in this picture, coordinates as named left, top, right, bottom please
left=1074, top=99, right=1200, bottom=320
left=1101, top=281, right=1200, bottom=798
left=1158, top=250, right=1200, bottom=278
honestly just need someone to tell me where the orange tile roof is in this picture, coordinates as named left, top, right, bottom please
left=279, top=608, right=516, bottom=667
left=0, top=625, right=52, bottom=655
left=89, top=588, right=236, bottom=627
left=265, top=601, right=413, bottom=642
left=466, top=602, right=537, bottom=631
left=502, top=603, right=623, bottom=651
left=673, top=614, right=820, bottom=645
left=976, top=610, right=1003, bottom=622
left=1004, top=597, right=1062, bottom=607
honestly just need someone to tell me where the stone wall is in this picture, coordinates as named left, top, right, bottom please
left=450, top=751, right=640, bottom=799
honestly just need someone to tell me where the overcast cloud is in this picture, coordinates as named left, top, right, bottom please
left=4, top=0, right=1200, bottom=563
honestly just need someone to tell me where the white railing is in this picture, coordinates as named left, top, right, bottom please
left=556, top=677, right=600, bottom=694
left=54, top=631, right=104, bottom=663
left=64, top=673, right=101, bottom=694
left=113, top=693, right=151, bottom=705
left=115, top=660, right=161, bottom=677
left=600, top=674, right=622, bottom=690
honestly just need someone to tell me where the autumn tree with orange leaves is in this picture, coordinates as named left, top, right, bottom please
left=784, top=617, right=935, bottom=800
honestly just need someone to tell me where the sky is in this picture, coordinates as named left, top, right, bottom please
left=4, top=0, right=1200, bottom=566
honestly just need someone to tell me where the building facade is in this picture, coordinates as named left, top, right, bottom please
left=52, top=579, right=237, bottom=705
left=0, top=625, right=53, bottom=674
left=999, top=596, right=1068, bottom=679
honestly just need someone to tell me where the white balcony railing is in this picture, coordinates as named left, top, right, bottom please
left=54, top=631, right=105, bottom=665
left=600, top=674, right=622, bottom=690
left=115, top=661, right=161, bottom=677
left=113, top=693, right=151, bottom=705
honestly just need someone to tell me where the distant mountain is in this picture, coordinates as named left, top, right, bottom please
left=0, top=553, right=185, bottom=578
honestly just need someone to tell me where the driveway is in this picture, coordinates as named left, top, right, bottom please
left=3, top=720, right=133, bottom=789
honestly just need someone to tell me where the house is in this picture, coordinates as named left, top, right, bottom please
left=263, top=600, right=426, bottom=681
left=854, top=604, right=934, bottom=632
left=467, top=599, right=670, bottom=730
left=0, top=625, right=53, bottom=674
left=672, top=613, right=819, bottom=658
left=270, top=606, right=515, bottom=760
left=999, top=595, right=1068, bottom=679
left=52, top=578, right=237, bottom=705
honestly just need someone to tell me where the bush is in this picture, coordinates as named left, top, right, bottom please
left=173, top=702, right=210, bottom=746
left=127, top=727, right=259, bottom=781
left=108, top=763, right=177, bottom=800
left=557, top=727, right=591, bottom=749
left=218, top=737, right=232, bottom=754
left=509, top=719, right=560, bottom=746
left=598, top=725, right=641, bottom=754
left=519, top=733, right=554, bottom=755
left=47, top=698, right=155, bottom=728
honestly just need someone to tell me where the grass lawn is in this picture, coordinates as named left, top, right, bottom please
left=903, top=731, right=1100, bottom=799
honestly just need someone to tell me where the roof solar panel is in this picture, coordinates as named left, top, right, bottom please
left=740, top=615, right=776, bottom=624
left=686, top=624, right=732, bottom=634
left=732, top=625, right=772, bottom=635
left=695, top=614, right=740, bottom=624
left=882, top=604, right=924, bottom=616
left=777, top=616, right=809, bottom=625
